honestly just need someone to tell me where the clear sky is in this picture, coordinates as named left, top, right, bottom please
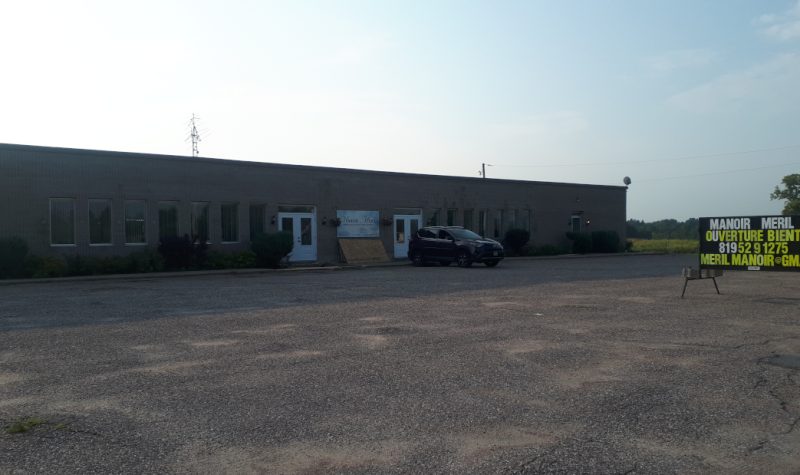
left=2, top=1, right=799, bottom=221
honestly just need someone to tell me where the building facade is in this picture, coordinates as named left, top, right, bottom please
left=1, top=143, right=628, bottom=263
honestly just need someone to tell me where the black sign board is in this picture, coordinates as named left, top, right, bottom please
left=699, top=216, right=800, bottom=271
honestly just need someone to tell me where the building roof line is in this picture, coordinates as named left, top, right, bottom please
left=0, top=142, right=627, bottom=190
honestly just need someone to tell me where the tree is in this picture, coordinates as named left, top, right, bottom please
left=770, top=174, right=800, bottom=215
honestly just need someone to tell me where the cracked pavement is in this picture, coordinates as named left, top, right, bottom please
left=1, top=254, right=800, bottom=474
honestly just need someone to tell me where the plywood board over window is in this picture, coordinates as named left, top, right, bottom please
left=339, top=239, right=390, bottom=264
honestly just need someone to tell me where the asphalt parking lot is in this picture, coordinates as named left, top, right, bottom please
left=2, top=254, right=800, bottom=474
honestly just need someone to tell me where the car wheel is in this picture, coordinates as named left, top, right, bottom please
left=484, top=260, right=500, bottom=267
left=411, top=251, right=424, bottom=266
left=456, top=250, right=472, bottom=268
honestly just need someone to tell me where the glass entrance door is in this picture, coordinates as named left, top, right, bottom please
left=278, top=212, right=317, bottom=262
left=393, top=214, right=422, bottom=258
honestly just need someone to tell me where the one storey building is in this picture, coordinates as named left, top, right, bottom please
left=0, top=143, right=628, bottom=263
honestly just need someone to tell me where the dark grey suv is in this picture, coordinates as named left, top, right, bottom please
left=408, top=226, right=504, bottom=267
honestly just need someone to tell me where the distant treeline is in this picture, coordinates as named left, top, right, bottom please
left=626, top=218, right=699, bottom=240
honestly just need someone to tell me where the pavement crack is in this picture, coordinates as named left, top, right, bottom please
left=781, top=416, right=800, bottom=435
left=746, top=439, right=767, bottom=455
left=510, top=452, right=552, bottom=475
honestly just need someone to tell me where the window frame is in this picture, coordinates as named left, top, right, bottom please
left=191, top=201, right=211, bottom=243
left=124, top=200, right=148, bottom=245
left=88, top=198, right=113, bottom=246
left=463, top=209, right=474, bottom=231
left=221, top=202, right=239, bottom=243
left=158, top=201, right=180, bottom=242
left=446, top=208, right=457, bottom=226
left=49, top=197, right=76, bottom=247
left=571, top=215, right=583, bottom=233
left=249, top=203, right=267, bottom=241
left=478, top=210, right=487, bottom=237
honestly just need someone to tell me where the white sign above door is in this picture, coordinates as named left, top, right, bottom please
left=336, top=210, right=380, bottom=238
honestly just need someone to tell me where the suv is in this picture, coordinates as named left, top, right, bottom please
left=408, top=226, right=504, bottom=267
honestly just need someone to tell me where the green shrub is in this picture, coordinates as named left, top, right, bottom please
left=159, top=235, right=208, bottom=270
left=565, top=232, right=592, bottom=254
left=0, top=237, right=29, bottom=278
left=230, top=250, right=257, bottom=268
left=205, top=250, right=257, bottom=270
left=504, top=228, right=530, bottom=255
left=590, top=231, right=621, bottom=253
left=125, top=250, right=165, bottom=273
left=251, top=232, right=293, bottom=268
left=532, top=244, right=567, bottom=256
left=65, top=255, right=96, bottom=276
left=25, top=256, right=67, bottom=278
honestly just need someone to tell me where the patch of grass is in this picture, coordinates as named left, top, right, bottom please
left=628, top=238, right=698, bottom=254
left=6, top=417, right=46, bottom=434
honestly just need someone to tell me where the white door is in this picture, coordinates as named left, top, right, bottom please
left=278, top=212, right=317, bottom=262
left=393, top=214, right=422, bottom=258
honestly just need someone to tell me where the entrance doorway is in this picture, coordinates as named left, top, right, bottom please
left=278, top=212, right=317, bottom=262
left=393, top=214, right=422, bottom=258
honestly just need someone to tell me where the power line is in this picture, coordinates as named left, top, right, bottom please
left=491, top=144, right=800, bottom=169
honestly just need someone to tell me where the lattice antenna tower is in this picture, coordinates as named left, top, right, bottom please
left=188, top=113, right=201, bottom=157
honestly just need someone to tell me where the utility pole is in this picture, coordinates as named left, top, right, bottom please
left=480, top=163, right=493, bottom=178
left=188, top=114, right=201, bottom=157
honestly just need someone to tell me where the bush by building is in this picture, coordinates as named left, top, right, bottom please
left=0, top=237, right=29, bottom=278
left=158, top=235, right=208, bottom=270
left=503, top=228, right=531, bottom=255
left=205, top=250, right=257, bottom=269
left=565, top=232, right=593, bottom=254
left=251, top=232, right=293, bottom=268
left=590, top=231, right=621, bottom=253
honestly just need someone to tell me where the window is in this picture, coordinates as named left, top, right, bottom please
left=520, top=209, right=531, bottom=233
left=510, top=209, right=519, bottom=230
left=125, top=200, right=147, bottom=244
left=88, top=199, right=112, bottom=245
left=191, top=202, right=210, bottom=243
left=50, top=198, right=75, bottom=245
left=428, top=209, right=440, bottom=226
left=446, top=208, right=457, bottom=226
left=221, top=203, right=239, bottom=242
left=478, top=210, right=487, bottom=236
left=493, top=213, right=501, bottom=238
left=499, top=210, right=505, bottom=234
left=249, top=204, right=266, bottom=240
left=158, top=201, right=179, bottom=241
left=463, top=209, right=474, bottom=230
left=571, top=215, right=582, bottom=233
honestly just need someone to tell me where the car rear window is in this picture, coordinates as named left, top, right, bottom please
left=418, top=228, right=436, bottom=238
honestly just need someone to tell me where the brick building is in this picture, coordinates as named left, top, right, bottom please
left=0, top=143, right=627, bottom=263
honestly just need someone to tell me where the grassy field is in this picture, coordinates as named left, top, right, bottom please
left=628, top=238, right=698, bottom=254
